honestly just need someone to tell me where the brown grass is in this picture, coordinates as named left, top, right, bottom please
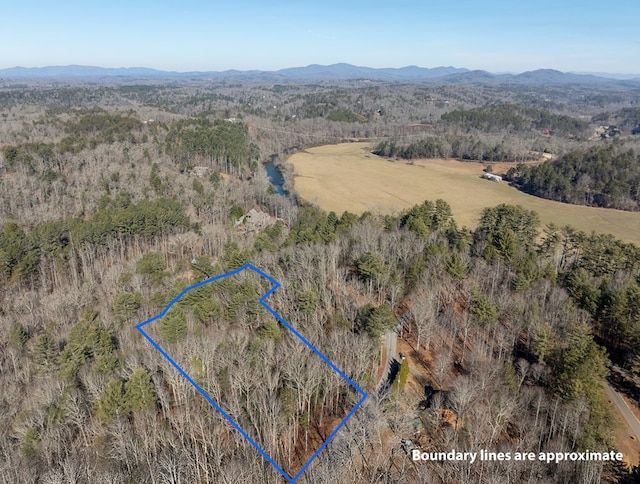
left=289, top=143, right=640, bottom=245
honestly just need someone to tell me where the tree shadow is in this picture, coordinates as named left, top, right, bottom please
left=378, top=358, right=400, bottom=396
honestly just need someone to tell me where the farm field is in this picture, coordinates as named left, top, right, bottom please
left=288, top=142, right=640, bottom=245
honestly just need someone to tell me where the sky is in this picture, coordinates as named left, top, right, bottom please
left=2, top=0, right=639, bottom=74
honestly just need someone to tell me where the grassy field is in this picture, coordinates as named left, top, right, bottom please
left=289, top=143, right=640, bottom=245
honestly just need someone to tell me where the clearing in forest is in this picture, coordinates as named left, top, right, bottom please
left=288, top=143, right=640, bottom=245
left=136, top=264, right=367, bottom=483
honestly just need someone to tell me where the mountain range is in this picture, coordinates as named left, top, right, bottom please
left=1, top=63, right=639, bottom=85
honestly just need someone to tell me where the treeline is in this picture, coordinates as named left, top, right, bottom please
left=472, top=205, right=640, bottom=375
left=2, top=142, right=60, bottom=173
left=508, top=145, right=640, bottom=210
left=3, top=194, right=639, bottom=481
left=295, top=92, right=363, bottom=121
left=1, top=108, right=146, bottom=171
left=62, top=107, right=144, bottom=146
left=556, top=229, right=640, bottom=368
left=593, top=107, right=640, bottom=135
left=373, top=135, right=538, bottom=162
left=165, top=117, right=259, bottom=174
left=617, top=107, right=640, bottom=134
left=327, top=109, right=366, bottom=123
left=269, top=198, right=640, bottom=388
left=395, top=200, right=640, bottom=404
left=439, top=103, right=590, bottom=137
left=4, top=82, right=640, bottom=483
left=0, top=197, right=190, bottom=286
left=286, top=206, right=359, bottom=245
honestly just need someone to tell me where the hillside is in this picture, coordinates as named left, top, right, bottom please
left=509, top=144, right=640, bottom=211
left=0, top=81, right=639, bottom=483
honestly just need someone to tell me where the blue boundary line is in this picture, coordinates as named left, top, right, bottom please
left=136, top=263, right=368, bottom=483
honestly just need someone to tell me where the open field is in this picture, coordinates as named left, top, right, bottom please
left=289, top=143, right=640, bottom=245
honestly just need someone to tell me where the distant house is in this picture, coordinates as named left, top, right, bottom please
left=191, top=166, right=213, bottom=178
left=234, top=208, right=275, bottom=233
left=482, top=173, right=502, bottom=182
left=595, top=125, right=620, bottom=139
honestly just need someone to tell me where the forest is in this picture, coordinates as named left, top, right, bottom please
left=507, top=143, right=640, bottom=211
left=372, top=100, right=636, bottom=163
left=372, top=135, right=539, bottom=162
left=0, top=78, right=639, bottom=483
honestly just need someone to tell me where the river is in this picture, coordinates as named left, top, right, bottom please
left=264, top=159, right=286, bottom=196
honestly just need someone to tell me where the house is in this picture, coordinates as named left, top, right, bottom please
left=191, top=166, right=213, bottom=178
left=234, top=208, right=275, bottom=232
left=482, top=173, right=502, bottom=182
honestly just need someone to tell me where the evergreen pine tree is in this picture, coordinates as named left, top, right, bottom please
left=160, top=307, right=187, bottom=343
left=124, top=368, right=156, bottom=412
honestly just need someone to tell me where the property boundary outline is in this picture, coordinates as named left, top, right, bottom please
left=136, top=263, right=368, bottom=483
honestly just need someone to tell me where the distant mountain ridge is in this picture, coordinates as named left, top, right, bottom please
left=0, top=63, right=468, bottom=81
left=273, top=63, right=467, bottom=81
left=0, top=65, right=171, bottom=78
left=1, top=64, right=638, bottom=84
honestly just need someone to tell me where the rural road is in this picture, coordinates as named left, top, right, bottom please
left=605, top=382, right=640, bottom=441
left=375, top=330, right=398, bottom=392
left=376, top=313, right=411, bottom=392
left=385, top=329, right=398, bottom=370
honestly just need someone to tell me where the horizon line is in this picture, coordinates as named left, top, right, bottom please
left=1, top=63, right=639, bottom=78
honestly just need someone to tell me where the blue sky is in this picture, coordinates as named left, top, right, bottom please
left=2, top=0, right=639, bottom=74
